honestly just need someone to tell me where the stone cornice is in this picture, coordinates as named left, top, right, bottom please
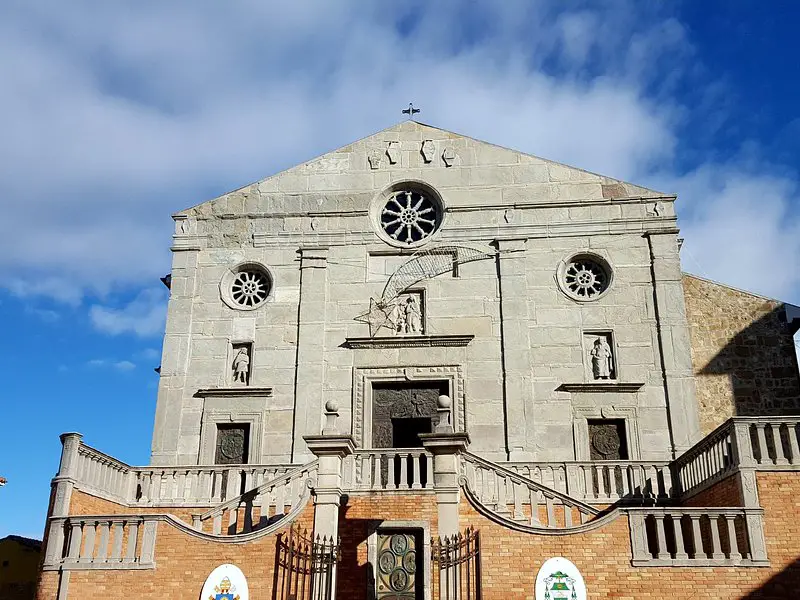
left=556, top=382, right=644, bottom=393
left=194, top=387, right=273, bottom=398
left=342, top=335, right=474, bottom=349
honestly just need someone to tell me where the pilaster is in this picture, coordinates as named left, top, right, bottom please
left=292, top=247, right=330, bottom=462
left=494, top=238, right=533, bottom=460
left=420, top=430, right=471, bottom=538
left=646, top=232, right=701, bottom=455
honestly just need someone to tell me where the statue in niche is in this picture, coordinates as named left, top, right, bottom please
left=388, top=300, right=406, bottom=335
left=590, top=337, right=613, bottom=379
left=404, top=296, right=422, bottom=334
left=232, top=347, right=251, bottom=385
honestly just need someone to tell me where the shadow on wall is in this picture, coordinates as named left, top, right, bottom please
left=683, top=274, right=800, bottom=434
left=740, top=557, right=800, bottom=599
left=699, top=305, right=800, bottom=417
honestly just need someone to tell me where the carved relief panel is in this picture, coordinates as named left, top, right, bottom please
left=382, top=291, right=425, bottom=336
left=376, top=530, right=422, bottom=599
left=215, top=424, right=250, bottom=464
left=587, top=419, right=628, bottom=460
left=371, top=381, right=446, bottom=448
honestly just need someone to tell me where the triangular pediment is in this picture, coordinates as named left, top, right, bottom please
left=180, top=121, right=668, bottom=217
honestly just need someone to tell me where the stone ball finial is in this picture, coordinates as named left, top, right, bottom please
left=325, top=399, right=339, bottom=413
left=437, top=394, right=452, bottom=409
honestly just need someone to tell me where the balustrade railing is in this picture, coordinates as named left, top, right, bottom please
left=672, top=417, right=800, bottom=499
left=196, top=461, right=317, bottom=536
left=503, top=461, right=673, bottom=504
left=74, top=443, right=301, bottom=507
left=462, top=453, right=598, bottom=529
left=629, top=507, right=768, bottom=566
left=42, top=516, right=158, bottom=570
left=345, top=449, right=433, bottom=491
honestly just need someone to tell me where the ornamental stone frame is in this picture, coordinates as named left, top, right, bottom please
left=366, top=519, right=432, bottom=600
left=573, top=405, right=640, bottom=461
left=352, top=365, right=465, bottom=449
left=198, top=397, right=265, bottom=464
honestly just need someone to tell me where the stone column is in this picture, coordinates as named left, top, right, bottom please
left=304, top=401, right=354, bottom=600
left=420, top=396, right=471, bottom=538
left=494, top=239, right=533, bottom=460
left=646, top=232, right=701, bottom=455
left=43, top=433, right=82, bottom=567
left=293, top=247, right=330, bottom=462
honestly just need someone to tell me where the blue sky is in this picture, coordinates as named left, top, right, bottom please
left=1, top=1, right=799, bottom=538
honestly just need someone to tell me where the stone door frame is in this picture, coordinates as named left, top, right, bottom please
left=366, top=520, right=432, bottom=600
left=352, top=365, right=465, bottom=449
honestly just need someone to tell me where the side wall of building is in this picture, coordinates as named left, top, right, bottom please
left=683, top=274, right=800, bottom=435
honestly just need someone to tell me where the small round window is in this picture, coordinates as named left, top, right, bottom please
left=557, top=253, right=613, bottom=301
left=220, top=263, right=273, bottom=310
left=373, top=183, right=444, bottom=248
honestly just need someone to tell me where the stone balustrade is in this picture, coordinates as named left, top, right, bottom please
left=629, top=507, right=769, bottom=567
left=503, top=460, right=673, bottom=504
left=462, top=452, right=599, bottom=529
left=672, top=416, right=800, bottom=499
left=74, top=442, right=300, bottom=506
left=42, top=516, right=157, bottom=570
left=345, top=448, right=434, bottom=492
left=196, top=462, right=317, bottom=535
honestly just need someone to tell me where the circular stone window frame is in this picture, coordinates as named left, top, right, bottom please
left=219, top=261, right=275, bottom=311
left=369, top=180, right=447, bottom=249
left=556, top=251, right=615, bottom=302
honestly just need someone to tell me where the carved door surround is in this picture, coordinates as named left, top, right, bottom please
left=573, top=405, right=640, bottom=461
left=353, top=365, right=465, bottom=449
left=198, top=397, right=265, bottom=464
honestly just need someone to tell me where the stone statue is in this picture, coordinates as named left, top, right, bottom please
left=388, top=300, right=405, bottom=335
left=232, top=347, right=250, bottom=384
left=404, top=296, right=422, bottom=334
left=590, top=337, right=613, bottom=379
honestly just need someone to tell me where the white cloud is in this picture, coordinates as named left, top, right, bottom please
left=89, top=289, right=167, bottom=337
left=0, top=1, right=796, bottom=307
left=86, top=358, right=137, bottom=372
left=135, top=348, right=161, bottom=361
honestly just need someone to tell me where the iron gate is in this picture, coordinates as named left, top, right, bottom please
left=432, top=527, right=482, bottom=600
left=274, top=526, right=339, bottom=600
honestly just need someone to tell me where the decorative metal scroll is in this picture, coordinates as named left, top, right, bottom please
left=432, top=527, right=482, bottom=600
left=274, top=526, right=339, bottom=600
left=356, top=244, right=496, bottom=337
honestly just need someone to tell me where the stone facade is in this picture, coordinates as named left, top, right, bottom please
left=683, top=274, right=800, bottom=435
left=151, top=121, right=702, bottom=466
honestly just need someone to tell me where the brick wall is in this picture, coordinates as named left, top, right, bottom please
left=683, top=274, right=800, bottom=435
left=681, top=473, right=742, bottom=507
left=37, top=472, right=800, bottom=600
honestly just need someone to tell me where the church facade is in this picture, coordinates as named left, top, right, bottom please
left=36, top=122, right=800, bottom=599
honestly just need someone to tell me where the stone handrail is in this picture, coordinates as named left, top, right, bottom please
left=134, top=463, right=298, bottom=506
left=42, top=515, right=157, bottom=570
left=345, top=448, right=434, bottom=492
left=502, top=460, right=673, bottom=504
left=629, top=507, right=769, bottom=567
left=197, top=460, right=318, bottom=536
left=461, top=452, right=599, bottom=530
left=671, top=416, right=800, bottom=499
left=72, top=441, right=304, bottom=507
left=74, top=443, right=133, bottom=503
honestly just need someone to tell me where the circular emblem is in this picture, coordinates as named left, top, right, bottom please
left=389, top=568, right=409, bottom=591
left=402, top=550, right=416, bottom=573
left=220, top=433, right=244, bottom=461
left=378, top=550, right=396, bottom=574
left=231, top=269, right=271, bottom=308
left=390, top=534, right=408, bottom=554
left=591, top=428, right=621, bottom=457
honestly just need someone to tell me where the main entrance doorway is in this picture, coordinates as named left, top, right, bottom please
left=376, top=529, right=424, bottom=600
left=371, top=381, right=448, bottom=448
